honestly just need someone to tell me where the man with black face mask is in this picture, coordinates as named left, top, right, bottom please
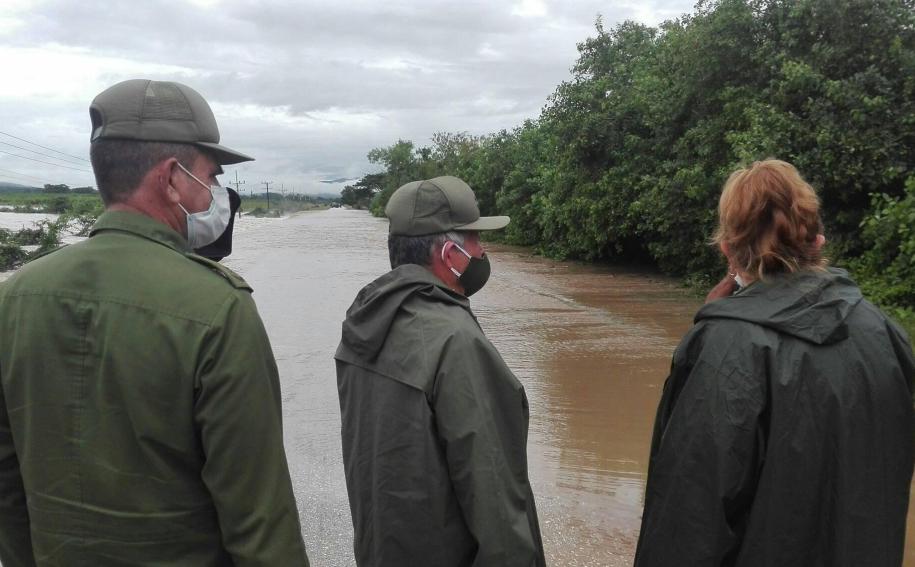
left=335, top=176, right=546, bottom=567
left=195, top=186, right=242, bottom=261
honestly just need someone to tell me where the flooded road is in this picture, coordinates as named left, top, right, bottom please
left=224, top=208, right=699, bottom=565
left=1, top=207, right=912, bottom=565
left=221, top=208, right=914, bottom=566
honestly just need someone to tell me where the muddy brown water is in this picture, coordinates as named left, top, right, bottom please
left=222, top=208, right=915, bottom=566
left=226, top=208, right=690, bottom=566
left=0, top=208, right=910, bottom=565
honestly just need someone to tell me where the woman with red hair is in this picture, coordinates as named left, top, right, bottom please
left=635, top=159, right=914, bottom=567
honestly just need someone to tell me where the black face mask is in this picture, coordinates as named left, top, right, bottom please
left=446, top=243, right=491, bottom=297
left=194, top=187, right=241, bottom=261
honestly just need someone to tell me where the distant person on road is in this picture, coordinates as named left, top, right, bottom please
left=335, top=176, right=546, bottom=567
left=0, top=79, right=309, bottom=566
left=634, top=159, right=914, bottom=567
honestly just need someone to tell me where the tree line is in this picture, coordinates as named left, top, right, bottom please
left=343, top=0, right=914, bottom=324
left=41, top=184, right=97, bottom=194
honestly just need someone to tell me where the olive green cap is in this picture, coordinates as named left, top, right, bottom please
left=89, top=79, right=254, bottom=165
left=385, top=176, right=510, bottom=236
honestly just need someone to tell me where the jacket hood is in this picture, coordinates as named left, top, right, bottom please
left=339, top=263, right=469, bottom=361
left=697, top=267, right=863, bottom=345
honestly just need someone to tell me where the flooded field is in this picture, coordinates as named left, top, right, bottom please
left=1, top=208, right=912, bottom=565
left=0, top=212, right=57, bottom=231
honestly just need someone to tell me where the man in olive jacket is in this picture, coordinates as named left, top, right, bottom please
left=335, top=176, right=546, bottom=567
left=0, top=80, right=309, bottom=566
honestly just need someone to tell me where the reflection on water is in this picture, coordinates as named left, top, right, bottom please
left=2, top=208, right=911, bottom=565
left=478, top=247, right=698, bottom=565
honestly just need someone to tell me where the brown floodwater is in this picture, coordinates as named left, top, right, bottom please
left=222, top=208, right=915, bottom=566
left=0, top=206, right=910, bottom=566
left=63, top=207, right=909, bottom=566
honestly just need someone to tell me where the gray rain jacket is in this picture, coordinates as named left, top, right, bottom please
left=335, top=264, right=545, bottom=567
left=635, top=268, right=915, bottom=567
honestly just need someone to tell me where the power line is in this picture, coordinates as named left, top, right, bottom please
left=0, top=130, right=90, bottom=163
left=0, top=140, right=88, bottom=167
left=0, top=169, right=49, bottom=186
left=0, top=175, right=40, bottom=187
left=0, top=167, right=47, bottom=183
left=0, top=150, right=93, bottom=173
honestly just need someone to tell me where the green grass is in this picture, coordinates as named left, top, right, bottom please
left=239, top=197, right=328, bottom=216
left=0, top=192, right=337, bottom=217
left=0, top=192, right=100, bottom=205
left=0, top=192, right=103, bottom=214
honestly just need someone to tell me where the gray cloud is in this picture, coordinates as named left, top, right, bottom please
left=1, top=0, right=694, bottom=191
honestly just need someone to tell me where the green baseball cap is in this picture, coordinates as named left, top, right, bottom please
left=89, top=79, right=254, bottom=165
left=385, top=176, right=510, bottom=236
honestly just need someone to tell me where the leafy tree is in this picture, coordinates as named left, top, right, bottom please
left=44, top=196, right=72, bottom=214
left=358, top=0, right=915, bottom=318
left=853, top=176, right=915, bottom=309
left=341, top=173, right=382, bottom=209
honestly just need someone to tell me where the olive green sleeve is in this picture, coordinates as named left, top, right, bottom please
left=194, top=292, right=309, bottom=567
left=0, top=365, right=36, bottom=566
left=432, top=330, right=545, bottom=567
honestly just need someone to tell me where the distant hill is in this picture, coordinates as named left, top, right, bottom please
left=0, top=182, right=39, bottom=192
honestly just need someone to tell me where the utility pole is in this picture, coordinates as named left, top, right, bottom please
left=230, top=170, right=245, bottom=193
left=262, top=181, right=272, bottom=209
left=231, top=171, right=246, bottom=218
left=236, top=188, right=246, bottom=218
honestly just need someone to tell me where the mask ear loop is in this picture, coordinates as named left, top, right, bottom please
left=176, top=162, right=209, bottom=190
left=171, top=162, right=195, bottom=219
left=441, top=241, right=467, bottom=277
left=175, top=162, right=216, bottom=208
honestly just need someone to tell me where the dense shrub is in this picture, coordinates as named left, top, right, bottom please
left=359, top=0, right=915, bottom=318
left=851, top=177, right=915, bottom=310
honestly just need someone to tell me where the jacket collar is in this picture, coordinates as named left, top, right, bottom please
left=696, top=267, right=862, bottom=345
left=396, top=263, right=467, bottom=293
left=338, top=263, right=473, bottom=362
left=89, top=210, right=191, bottom=254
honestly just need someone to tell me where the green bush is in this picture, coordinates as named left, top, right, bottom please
left=355, top=0, right=915, bottom=317
left=851, top=176, right=915, bottom=309
left=0, top=244, right=27, bottom=271
left=246, top=207, right=283, bottom=218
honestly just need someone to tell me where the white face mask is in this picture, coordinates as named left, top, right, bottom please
left=176, top=163, right=231, bottom=249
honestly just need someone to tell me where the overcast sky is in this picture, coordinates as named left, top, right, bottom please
left=0, top=0, right=694, bottom=194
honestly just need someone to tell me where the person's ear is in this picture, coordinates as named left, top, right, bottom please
left=720, top=241, right=740, bottom=273
left=160, top=158, right=183, bottom=205
left=439, top=241, right=454, bottom=268
left=814, top=234, right=826, bottom=250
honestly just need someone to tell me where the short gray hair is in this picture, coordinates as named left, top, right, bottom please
left=388, top=230, right=465, bottom=269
